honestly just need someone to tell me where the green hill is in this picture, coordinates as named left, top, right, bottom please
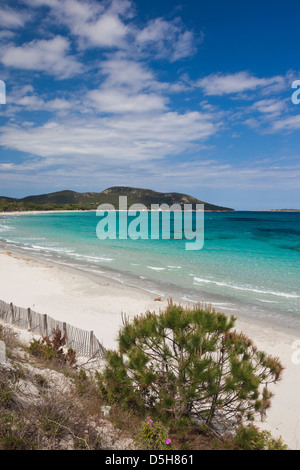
left=0, top=187, right=235, bottom=212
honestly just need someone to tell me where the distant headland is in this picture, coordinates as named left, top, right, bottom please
left=0, top=187, right=235, bottom=213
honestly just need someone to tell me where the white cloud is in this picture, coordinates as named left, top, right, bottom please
left=242, top=97, right=299, bottom=134
left=1, top=137, right=299, bottom=195
left=74, top=13, right=128, bottom=48
left=172, top=30, right=196, bottom=61
left=0, top=110, right=219, bottom=165
left=87, top=88, right=167, bottom=114
left=22, top=0, right=197, bottom=61
left=136, top=17, right=197, bottom=61
left=14, top=94, right=72, bottom=111
left=0, top=36, right=83, bottom=78
left=251, top=99, right=286, bottom=115
left=0, top=7, right=29, bottom=28
left=23, top=0, right=100, bottom=19
left=0, top=30, right=17, bottom=41
left=98, top=56, right=189, bottom=95
left=100, top=58, right=155, bottom=91
left=24, top=0, right=130, bottom=49
left=271, top=115, right=300, bottom=131
left=107, top=0, right=133, bottom=17
left=0, top=80, right=5, bottom=104
left=196, top=72, right=284, bottom=95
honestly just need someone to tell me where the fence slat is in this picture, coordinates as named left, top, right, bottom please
left=27, top=308, right=32, bottom=331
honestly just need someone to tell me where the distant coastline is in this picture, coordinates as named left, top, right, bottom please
left=1, top=209, right=300, bottom=216
left=269, top=209, right=300, bottom=212
left=0, top=186, right=235, bottom=213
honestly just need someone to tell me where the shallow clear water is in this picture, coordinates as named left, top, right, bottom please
left=0, top=211, right=299, bottom=320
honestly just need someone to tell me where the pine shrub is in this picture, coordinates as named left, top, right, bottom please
left=100, top=301, right=283, bottom=433
left=234, top=424, right=288, bottom=450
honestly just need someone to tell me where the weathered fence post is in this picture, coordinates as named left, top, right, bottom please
left=89, top=331, right=94, bottom=357
left=63, top=322, right=67, bottom=343
left=43, top=314, right=48, bottom=337
left=27, top=308, right=32, bottom=331
left=10, top=303, right=14, bottom=323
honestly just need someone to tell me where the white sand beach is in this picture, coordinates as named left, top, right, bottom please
left=0, top=210, right=90, bottom=217
left=0, top=249, right=299, bottom=449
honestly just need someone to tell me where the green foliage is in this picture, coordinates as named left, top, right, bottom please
left=134, top=417, right=172, bottom=450
left=73, top=429, right=103, bottom=450
left=28, top=338, right=57, bottom=361
left=0, top=199, right=88, bottom=212
left=0, top=432, right=28, bottom=450
left=234, top=424, right=288, bottom=450
left=0, top=367, right=18, bottom=408
left=39, top=406, right=70, bottom=440
left=0, top=323, right=19, bottom=350
left=100, top=302, right=283, bottom=432
left=0, top=381, right=14, bottom=408
left=0, top=411, right=32, bottom=450
left=74, top=369, right=89, bottom=397
left=34, top=374, right=49, bottom=389
left=28, top=326, right=76, bottom=366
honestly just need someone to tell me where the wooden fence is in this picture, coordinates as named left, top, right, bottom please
left=0, top=299, right=106, bottom=359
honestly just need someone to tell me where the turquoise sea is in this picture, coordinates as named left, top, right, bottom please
left=0, top=211, right=299, bottom=324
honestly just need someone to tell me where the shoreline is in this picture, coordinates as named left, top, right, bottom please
left=0, top=210, right=95, bottom=217
left=1, top=210, right=300, bottom=217
left=1, top=237, right=299, bottom=337
left=0, top=247, right=300, bottom=448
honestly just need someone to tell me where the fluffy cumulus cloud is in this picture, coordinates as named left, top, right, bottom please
left=272, top=115, right=300, bottom=131
left=1, top=36, right=83, bottom=78
left=99, top=58, right=155, bottom=91
left=87, top=88, right=167, bottom=114
left=251, top=99, right=287, bottom=115
left=196, top=72, right=285, bottom=96
left=0, top=6, right=29, bottom=28
left=135, top=17, right=197, bottom=61
left=22, top=0, right=197, bottom=57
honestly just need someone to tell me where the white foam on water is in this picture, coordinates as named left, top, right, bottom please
left=73, top=253, right=114, bottom=262
left=147, top=266, right=166, bottom=271
left=31, top=245, right=75, bottom=254
left=193, top=277, right=300, bottom=299
left=255, top=298, right=278, bottom=304
left=0, top=224, right=12, bottom=232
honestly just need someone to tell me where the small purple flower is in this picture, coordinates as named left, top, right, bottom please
left=84, top=430, right=89, bottom=434
left=166, top=438, right=171, bottom=445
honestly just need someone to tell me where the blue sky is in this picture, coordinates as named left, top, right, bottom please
left=0, top=0, right=299, bottom=210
